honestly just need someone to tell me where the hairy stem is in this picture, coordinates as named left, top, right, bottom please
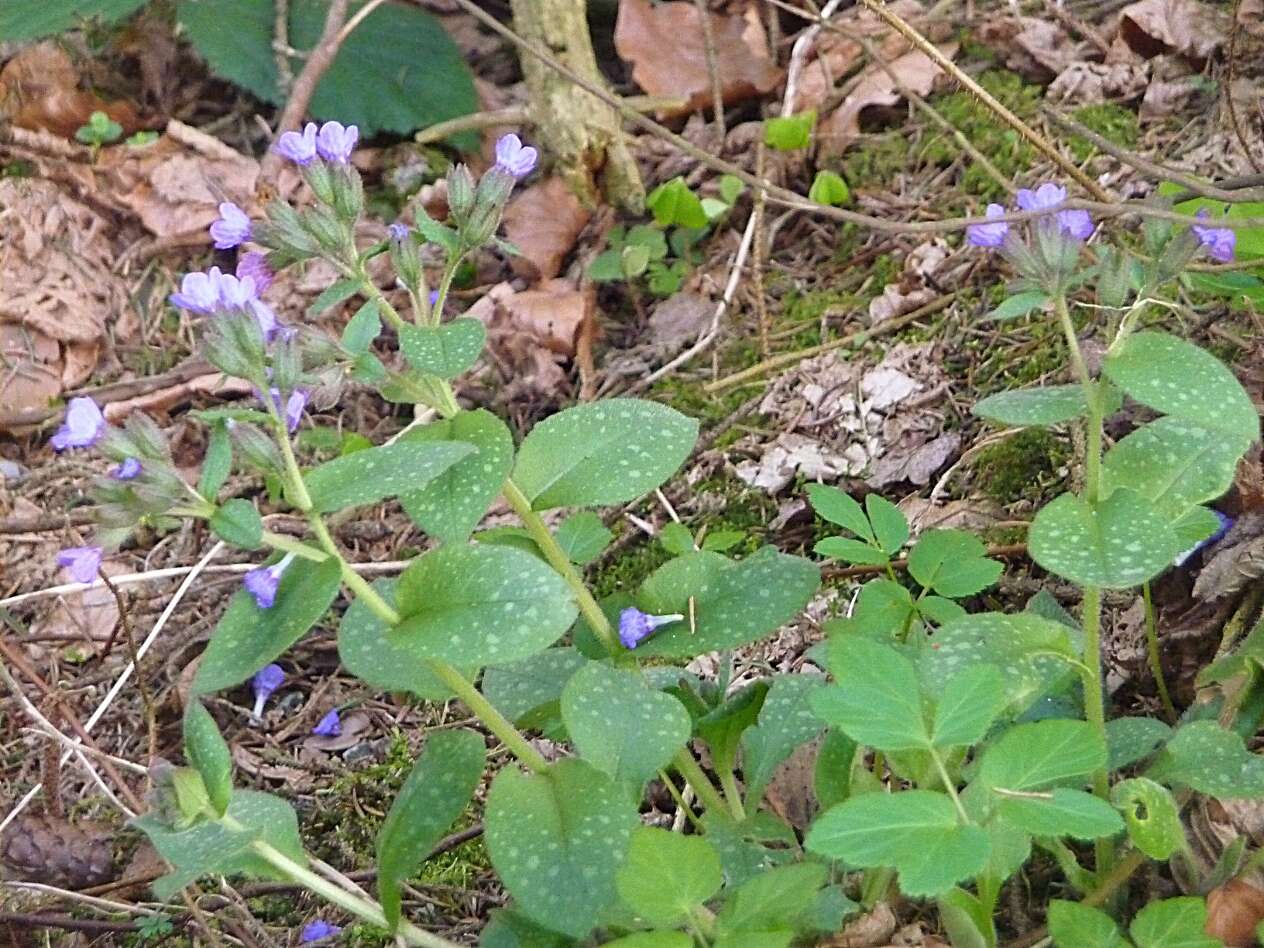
left=1143, top=582, right=1177, bottom=721
left=717, top=767, right=747, bottom=821
left=929, top=748, right=970, bottom=825
left=672, top=747, right=733, bottom=818
left=425, top=660, right=550, bottom=773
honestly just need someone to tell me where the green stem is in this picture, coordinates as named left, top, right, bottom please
left=260, top=531, right=329, bottom=562
left=425, top=659, right=550, bottom=774
left=308, top=517, right=401, bottom=626
left=657, top=769, right=702, bottom=830
left=672, top=748, right=732, bottom=818
left=717, top=767, right=747, bottom=821
left=357, top=270, right=409, bottom=332
left=430, top=255, right=465, bottom=324
left=1142, top=582, right=1177, bottom=721
left=929, top=748, right=970, bottom=824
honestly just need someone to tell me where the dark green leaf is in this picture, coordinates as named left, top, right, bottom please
left=1129, top=897, right=1220, bottom=948
left=304, top=439, right=474, bottom=514
left=183, top=702, right=233, bottom=816
left=806, top=484, right=875, bottom=542
left=209, top=498, right=263, bottom=550
left=1106, top=717, right=1172, bottom=770
left=0, top=0, right=146, bottom=41
left=399, top=318, right=486, bottom=379
left=742, top=675, right=826, bottom=806
left=554, top=511, right=613, bottom=565
left=986, top=290, right=1050, bottom=322
left=1047, top=900, right=1127, bottom=948
left=973, top=384, right=1088, bottom=427
left=482, top=647, right=588, bottom=724
left=197, top=421, right=232, bottom=501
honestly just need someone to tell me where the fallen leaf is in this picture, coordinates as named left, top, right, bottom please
left=900, top=497, right=1006, bottom=533
left=303, top=710, right=372, bottom=752
left=614, top=0, right=781, bottom=117
left=231, top=744, right=314, bottom=792
left=868, top=431, right=961, bottom=488
left=99, top=372, right=255, bottom=422
left=822, top=902, right=897, bottom=946
left=0, top=324, right=63, bottom=428
left=1193, top=514, right=1264, bottom=602
left=28, top=561, right=125, bottom=658
left=648, top=291, right=714, bottom=352
left=817, top=44, right=958, bottom=155
left=1206, top=880, right=1264, bottom=946
left=0, top=43, right=139, bottom=139
left=868, top=284, right=936, bottom=324
left=498, top=278, right=593, bottom=357
left=976, top=16, right=1082, bottom=81
left=762, top=738, right=821, bottom=831
left=734, top=432, right=869, bottom=492
left=1047, top=61, right=1151, bottom=105
left=502, top=176, right=592, bottom=281
left=1115, top=0, right=1230, bottom=61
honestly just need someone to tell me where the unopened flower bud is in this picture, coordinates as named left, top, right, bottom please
left=270, top=333, right=303, bottom=392
left=229, top=420, right=283, bottom=474
left=389, top=224, right=422, bottom=295
left=302, top=206, right=349, bottom=255
left=447, top=164, right=476, bottom=220
left=329, top=164, right=364, bottom=222
left=303, top=160, right=338, bottom=206
left=462, top=200, right=502, bottom=249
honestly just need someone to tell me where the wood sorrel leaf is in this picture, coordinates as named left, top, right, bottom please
left=1047, top=900, right=1127, bottom=947
left=1103, top=416, right=1245, bottom=519
left=398, top=318, right=486, bottom=379
left=634, top=547, right=819, bottom=658
left=1130, top=897, right=1220, bottom=948
left=716, top=862, right=828, bottom=936
left=806, top=790, right=989, bottom=898
left=512, top=399, right=698, bottom=510
left=393, top=544, right=577, bottom=668
left=996, top=788, right=1123, bottom=839
left=377, top=730, right=485, bottom=931
left=482, top=647, right=589, bottom=724
left=304, top=439, right=474, bottom=514
left=485, top=759, right=637, bottom=938
left=398, top=410, right=513, bottom=544
left=560, top=662, right=691, bottom=786
left=183, top=702, right=233, bottom=817
left=134, top=790, right=305, bottom=900
left=192, top=557, right=341, bottom=695
left=978, top=719, right=1105, bottom=793
left=907, top=529, right=1003, bottom=598
left=1104, top=331, right=1258, bottom=446
left=843, top=578, right=916, bottom=637
left=813, top=536, right=889, bottom=566
left=337, top=579, right=475, bottom=699
left=1028, top=488, right=1179, bottom=588
left=973, top=384, right=1090, bottom=427
left=209, top=498, right=263, bottom=550
left=1111, top=777, right=1184, bottom=859
left=1146, top=721, right=1264, bottom=798
left=806, top=484, right=876, bottom=543
left=742, top=675, right=827, bottom=807
left=615, top=826, right=723, bottom=926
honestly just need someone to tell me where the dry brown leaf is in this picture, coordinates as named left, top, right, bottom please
left=614, top=0, right=781, bottom=117
left=100, top=373, right=255, bottom=422
left=0, top=43, right=139, bottom=139
left=817, top=44, right=958, bottom=155
left=502, top=177, right=592, bottom=281
left=0, top=324, right=63, bottom=427
left=1115, top=0, right=1230, bottom=61
left=976, top=16, right=1082, bottom=81
left=1047, top=61, right=1151, bottom=105
left=1206, top=880, right=1264, bottom=946
left=303, top=710, right=373, bottom=752
left=0, top=814, right=115, bottom=888
left=648, top=291, right=713, bottom=352
left=822, top=903, right=897, bottom=947
left=28, top=562, right=124, bottom=657
left=498, top=278, right=593, bottom=357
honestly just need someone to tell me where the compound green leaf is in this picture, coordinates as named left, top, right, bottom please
left=485, top=759, right=637, bottom=938
left=716, top=862, right=828, bottom=935
left=192, top=557, right=341, bottom=695
left=806, top=791, right=989, bottom=898
left=1104, top=416, right=1246, bottom=519
left=907, top=529, right=1003, bottom=598
left=810, top=638, right=927, bottom=751
left=845, top=579, right=916, bottom=637
left=393, top=545, right=577, bottom=668
left=806, top=484, right=875, bottom=542
left=513, top=399, right=698, bottom=510
left=399, top=410, right=513, bottom=543
left=1129, top=897, right=1221, bottom=948
left=1029, top=488, right=1179, bottom=588
left=978, top=720, right=1105, bottom=792
left=866, top=494, right=909, bottom=555
left=996, top=788, right=1123, bottom=840
left=615, top=827, right=722, bottom=926
left=742, top=675, right=827, bottom=806
left=974, top=384, right=1090, bottom=427
left=377, top=730, right=485, bottom=931
left=930, top=664, right=1006, bottom=749
left=813, top=536, right=889, bottom=565
left=304, top=439, right=474, bottom=514
left=561, top=662, right=691, bottom=786
left=1047, top=900, right=1127, bottom=948
left=1146, top=721, right=1264, bottom=798
left=183, top=702, right=233, bottom=817
left=399, top=318, right=486, bottom=379
left=1112, top=777, right=1184, bottom=860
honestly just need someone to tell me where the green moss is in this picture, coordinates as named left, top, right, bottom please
left=592, top=530, right=670, bottom=598
left=975, top=428, right=1069, bottom=504
left=1068, top=104, right=1139, bottom=162
left=839, top=133, right=912, bottom=190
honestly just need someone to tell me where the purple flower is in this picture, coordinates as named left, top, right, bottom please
left=210, top=202, right=252, bottom=250
left=312, top=709, right=342, bottom=737
left=251, top=663, right=286, bottom=718
left=618, top=607, right=683, bottom=649
left=236, top=252, right=273, bottom=295
left=966, top=203, right=1009, bottom=248
left=300, top=920, right=341, bottom=943
left=216, top=272, right=257, bottom=310
left=57, top=545, right=102, bottom=584
left=388, top=222, right=410, bottom=242
left=1016, top=183, right=1067, bottom=213
left=250, top=299, right=280, bottom=339
left=1193, top=209, right=1236, bottom=263
left=112, top=457, right=142, bottom=480
left=284, top=390, right=307, bottom=432
left=52, top=397, right=106, bottom=451
left=243, top=554, right=294, bottom=610
left=277, top=123, right=318, bottom=165
left=316, top=121, right=358, bottom=163
left=493, top=134, right=538, bottom=180
left=1175, top=510, right=1235, bottom=566
left=1058, top=208, right=1095, bottom=240
left=170, top=268, right=225, bottom=314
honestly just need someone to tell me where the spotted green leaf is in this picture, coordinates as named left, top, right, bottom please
left=183, top=702, right=232, bottom=817
left=1146, top=721, right=1264, bottom=798
left=973, top=384, right=1090, bottom=427
left=1112, top=777, right=1184, bottom=859
left=398, top=318, right=486, bottom=379
left=304, top=439, right=474, bottom=514
left=554, top=511, right=614, bottom=564
left=615, top=827, right=723, bottom=926
left=482, top=647, right=588, bottom=724
left=996, top=788, right=1123, bottom=840
left=742, top=675, right=826, bottom=807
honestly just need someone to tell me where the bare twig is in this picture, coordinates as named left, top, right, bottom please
left=693, top=0, right=727, bottom=140
left=1227, top=0, right=1263, bottom=174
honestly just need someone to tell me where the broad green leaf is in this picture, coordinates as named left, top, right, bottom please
left=918, top=595, right=967, bottom=625
left=337, top=579, right=473, bottom=699
left=714, top=935, right=794, bottom=948
left=554, top=511, right=613, bottom=565
left=1147, top=721, right=1264, bottom=798
left=919, top=613, right=1080, bottom=716
left=183, top=702, right=232, bottom=817
left=814, top=729, right=858, bottom=810
left=986, top=290, right=1050, bottom=322
left=1173, top=506, right=1223, bottom=552
left=0, top=0, right=146, bottom=41
left=1112, top=777, right=1184, bottom=860
left=806, top=484, right=875, bottom=542
left=485, top=759, right=637, bottom=938
left=1103, top=416, right=1245, bottom=519
left=742, top=675, right=826, bottom=806
left=813, top=536, right=889, bottom=565
left=659, top=521, right=695, bottom=555
left=307, top=278, right=361, bottom=317
left=561, top=662, right=691, bottom=785
left=209, top=498, right=263, bottom=550
left=978, top=720, right=1105, bottom=792
left=377, top=730, right=485, bottom=931
left=1048, top=900, right=1127, bottom=948
left=808, top=170, right=850, bottom=206
left=198, top=421, right=232, bottom=500
left=1107, top=717, right=1172, bottom=770
left=178, top=0, right=478, bottom=138
left=513, top=399, right=698, bottom=510
left=907, top=529, right=1003, bottom=597
left=1129, top=897, right=1221, bottom=948
left=646, top=178, right=708, bottom=229
left=192, top=557, right=341, bottom=695
left=134, top=790, right=305, bottom=900
left=480, top=909, right=574, bottom=947
left=931, top=664, right=1006, bottom=748
left=974, top=384, right=1087, bottom=427
left=398, top=318, right=486, bottom=379
left=304, top=439, right=474, bottom=514
left=399, top=410, right=513, bottom=543
left=764, top=111, right=815, bottom=150
left=866, top=494, right=908, bottom=554
left=717, top=862, right=828, bottom=935
left=938, top=888, right=996, bottom=948
left=701, top=811, right=797, bottom=887
left=697, top=681, right=768, bottom=776
left=393, top=545, right=577, bottom=668
left=846, top=579, right=916, bottom=637
left=604, top=934, right=692, bottom=948
left=482, top=647, right=588, bottom=724
left=1029, top=488, right=1179, bottom=588
left=702, top=530, right=745, bottom=553
left=341, top=301, right=381, bottom=354
left=1104, top=331, right=1258, bottom=445
left=615, top=827, right=722, bottom=926
left=810, top=638, right=927, bottom=751
left=635, top=547, right=819, bottom=658
left=806, top=791, right=989, bottom=897
left=996, top=788, right=1123, bottom=839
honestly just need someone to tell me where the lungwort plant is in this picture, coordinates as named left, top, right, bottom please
left=54, top=125, right=1258, bottom=945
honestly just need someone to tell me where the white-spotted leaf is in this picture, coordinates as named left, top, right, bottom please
left=304, top=439, right=474, bottom=514
left=1111, top=777, right=1184, bottom=859
left=482, top=647, right=589, bottom=724
left=974, top=384, right=1090, bottom=427
left=1103, top=416, right=1245, bottom=519
left=398, top=318, right=486, bottom=379
left=742, top=675, right=827, bottom=806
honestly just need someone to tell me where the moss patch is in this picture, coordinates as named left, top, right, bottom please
left=1067, top=104, right=1139, bottom=162
left=975, top=428, right=1069, bottom=504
